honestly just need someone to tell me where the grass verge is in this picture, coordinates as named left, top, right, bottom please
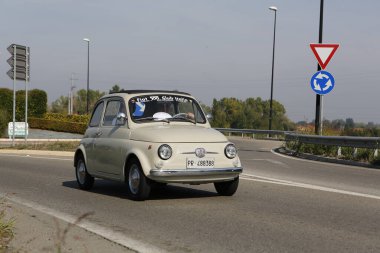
left=0, top=199, right=14, bottom=253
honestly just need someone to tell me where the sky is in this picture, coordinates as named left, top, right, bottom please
left=0, top=0, right=379, bottom=124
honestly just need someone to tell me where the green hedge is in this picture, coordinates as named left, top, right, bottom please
left=0, top=88, right=47, bottom=121
left=285, top=140, right=378, bottom=165
left=43, top=113, right=90, bottom=124
left=29, top=117, right=87, bottom=134
left=0, top=109, right=9, bottom=137
left=0, top=88, right=12, bottom=122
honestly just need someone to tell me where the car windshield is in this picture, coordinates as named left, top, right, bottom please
left=129, top=94, right=206, bottom=124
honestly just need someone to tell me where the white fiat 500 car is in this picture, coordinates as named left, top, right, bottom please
left=74, top=90, right=243, bottom=200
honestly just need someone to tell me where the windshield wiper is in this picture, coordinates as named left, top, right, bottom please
left=134, top=117, right=170, bottom=123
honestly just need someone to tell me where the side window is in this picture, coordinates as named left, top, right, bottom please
left=89, top=101, right=104, bottom=127
left=193, top=104, right=205, bottom=123
left=103, top=100, right=125, bottom=126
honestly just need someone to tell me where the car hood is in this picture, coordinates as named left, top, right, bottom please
left=130, top=125, right=227, bottom=143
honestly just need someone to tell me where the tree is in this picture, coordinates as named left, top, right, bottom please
left=29, top=89, right=48, bottom=118
left=345, top=118, right=355, bottom=130
left=199, top=102, right=212, bottom=115
left=331, top=119, right=345, bottom=130
left=210, top=97, right=295, bottom=131
left=109, top=84, right=121, bottom=93
left=211, top=99, right=229, bottom=128
left=0, top=88, right=13, bottom=122
left=50, top=89, right=105, bottom=115
left=74, top=89, right=106, bottom=114
left=51, top=96, right=69, bottom=114
left=12, top=89, right=47, bottom=120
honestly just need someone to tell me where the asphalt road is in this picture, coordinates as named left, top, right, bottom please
left=0, top=138, right=380, bottom=252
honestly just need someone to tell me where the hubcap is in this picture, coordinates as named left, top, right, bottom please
left=77, top=161, right=86, bottom=185
left=129, top=164, right=140, bottom=195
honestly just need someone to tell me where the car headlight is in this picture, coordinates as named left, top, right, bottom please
left=225, top=144, right=237, bottom=159
left=158, top=144, right=172, bottom=160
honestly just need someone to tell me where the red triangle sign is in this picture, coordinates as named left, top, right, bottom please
left=310, top=43, right=339, bottom=69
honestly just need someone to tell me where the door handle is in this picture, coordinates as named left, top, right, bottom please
left=96, top=131, right=103, bottom=137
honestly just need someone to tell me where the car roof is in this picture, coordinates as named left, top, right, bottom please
left=109, top=90, right=191, bottom=96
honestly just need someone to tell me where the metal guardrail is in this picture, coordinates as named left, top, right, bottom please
left=285, top=133, right=380, bottom=149
left=215, top=128, right=289, bottom=138
left=215, top=128, right=380, bottom=157
left=216, top=128, right=380, bottom=150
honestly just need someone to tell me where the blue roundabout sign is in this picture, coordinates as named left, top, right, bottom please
left=310, top=70, right=335, bottom=95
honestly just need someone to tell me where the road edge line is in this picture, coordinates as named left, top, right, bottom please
left=241, top=173, right=380, bottom=201
left=3, top=195, right=166, bottom=253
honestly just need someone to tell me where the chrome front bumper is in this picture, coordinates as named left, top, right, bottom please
left=148, top=167, right=243, bottom=184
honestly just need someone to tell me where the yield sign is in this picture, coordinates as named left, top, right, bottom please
left=310, top=44, right=339, bottom=69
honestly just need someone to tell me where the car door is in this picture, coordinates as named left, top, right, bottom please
left=92, top=98, right=130, bottom=178
left=84, top=100, right=105, bottom=174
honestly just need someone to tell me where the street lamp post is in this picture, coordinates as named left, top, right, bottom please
left=83, top=38, right=90, bottom=114
left=268, top=6, right=277, bottom=131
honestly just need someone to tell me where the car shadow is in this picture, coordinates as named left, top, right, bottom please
left=62, top=180, right=218, bottom=201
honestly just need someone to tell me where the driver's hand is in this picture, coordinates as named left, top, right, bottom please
left=187, top=112, right=195, bottom=120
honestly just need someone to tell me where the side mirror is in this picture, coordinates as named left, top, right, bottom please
left=116, top=112, right=127, bottom=126
left=206, top=114, right=213, bottom=120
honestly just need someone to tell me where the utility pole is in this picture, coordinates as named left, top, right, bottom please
left=69, top=73, right=78, bottom=114
left=83, top=38, right=90, bottom=114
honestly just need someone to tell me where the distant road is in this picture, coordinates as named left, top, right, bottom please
left=27, top=129, right=83, bottom=139
left=0, top=138, right=379, bottom=252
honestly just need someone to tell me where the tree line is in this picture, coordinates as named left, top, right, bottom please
left=210, top=97, right=295, bottom=131
left=51, top=86, right=296, bottom=131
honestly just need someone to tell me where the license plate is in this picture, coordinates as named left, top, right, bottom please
left=186, top=158, right=215, bottom=169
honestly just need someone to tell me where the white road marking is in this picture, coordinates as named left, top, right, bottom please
left=0, top=153, right=72, bottom=161
left=241, top=173, right=380, bottom=201
left=270, top=148, right=375, bottom=170
left=242, top=158, right=288, bottom=167
left=3, top=194, right=166, bottom=253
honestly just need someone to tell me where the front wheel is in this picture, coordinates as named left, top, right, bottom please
left=76, top=157, right=94, bottom=190
left=214, top=177, right=239, bottom=196
left=126, top=158, right=151, bottom=201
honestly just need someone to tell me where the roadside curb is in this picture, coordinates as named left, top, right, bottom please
left=275, top=147, right=380, bottom=170
left=0, top=149, right=74, bottom=157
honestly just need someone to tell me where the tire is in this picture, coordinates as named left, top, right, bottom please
left=214, top=177, right=239, bottom=196
left=75, top=156, right=94, bottom=190
left=126, top=158, right=151, bottom=201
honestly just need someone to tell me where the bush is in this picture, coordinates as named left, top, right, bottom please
left=29, top=118, right=87, bottom=134
left=285, top=140, right=378, bottom=164
left=28, top=113, right=90, bottom=134
left=0, top=89, right=12, bottom=118
left=0, top=109, right=9, bottom=138
left=0, top=88, right=47, bottom=121
left=16, top=89, right=47, bottom=120
left=43, top=113, right=90, bottom=124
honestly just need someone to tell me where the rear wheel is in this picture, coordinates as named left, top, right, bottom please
left=214, top=177, right=239, bottom=196
left=126, top=158, right=151, bottom=201
left=75, top=156, right=94, bottom=190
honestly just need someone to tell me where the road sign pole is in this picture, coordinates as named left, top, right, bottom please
left=12, top=46, right=16, bottom=146
left=25, top=47, right=30, bottom=142
left=320, top=95, right=323, bottom=134
left=315, top=0, right=324, bottom=135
